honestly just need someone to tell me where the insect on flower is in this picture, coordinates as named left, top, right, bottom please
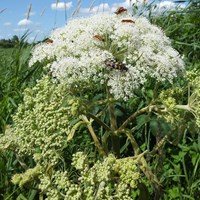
left=121, top=19, right=135, bottom=24
left=105, top=58, right=128, bottom=71
left=94, top=35, right=105, bottom=42
left=43, top=38, right=53, bottom=44
left=114, top=7, right=127, bottom=15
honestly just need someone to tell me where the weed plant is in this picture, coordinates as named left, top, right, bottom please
left=0, top=1, right=199, bottom=199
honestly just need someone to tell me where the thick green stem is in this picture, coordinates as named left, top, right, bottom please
left=175, top=104, right=191, bottom=111
left=149, top=126, right=179, bottom=156
left=87, top=113, right=111, bottom=132
left=80, top=115, right=107, bottom=156
left=125, top=131, right=140, bottom=155
left=108, top=99, right=120, bottom=157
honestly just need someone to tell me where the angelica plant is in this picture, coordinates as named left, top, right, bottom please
left=2, top=7, right=200, bottom=200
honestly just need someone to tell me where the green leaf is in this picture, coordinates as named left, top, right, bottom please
left=138, top=182, right=149, bottom=200
left=136, top=114, right=150, bottom=130
left=17, top=194, right=28, bottom=200
left=67, top=121, right=84, bottom=141
left=168, top=187, right=180, bottom=198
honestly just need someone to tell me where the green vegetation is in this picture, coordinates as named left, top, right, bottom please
left=0, top=1, right=199, bottom=199
left=0, top=34, right=44, bottom=133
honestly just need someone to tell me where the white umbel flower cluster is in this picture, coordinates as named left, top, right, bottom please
left=29, top=9, right=184, bottom=100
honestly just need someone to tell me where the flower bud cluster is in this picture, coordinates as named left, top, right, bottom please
left=187, top=69, right=200, bottom=127
left=71, top=152, right=140, bottom=199
left=10, top=151, right=140, bottom=199
left=11, top=165, right=41, bottom=188
left=159, top=87, right=183, bottom=124
left=39, top=171, right=82, bottom=200
left=0, top=76, right=81, bottom=167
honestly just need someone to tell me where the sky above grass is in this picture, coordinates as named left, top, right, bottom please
left=0, top=0, right=184, bottom=42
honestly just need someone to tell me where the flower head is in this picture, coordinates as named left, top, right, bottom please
left=29, top=12, right=184, bottom=100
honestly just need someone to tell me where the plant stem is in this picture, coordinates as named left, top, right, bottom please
left=108, top=98, right=120, bottom=157
left=87, top=113, right=111, bottom=132
left=118, top=105, right=160, bottom=131
left=175, top=104, right=191, bottom=111
left=122, top=129, right=163, bottom=199
left=125, top=130, right=140, bottom=155
left=80, top=115, right=107, bottom=156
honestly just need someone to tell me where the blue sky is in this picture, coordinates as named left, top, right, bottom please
left=0, top=0, right=184, bottom=42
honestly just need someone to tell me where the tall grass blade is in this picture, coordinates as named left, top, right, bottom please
left=0, top=8, right=7, bottom=14
left=26, top=3, right=32, bottom=20
left=89, top=0, right=95, bottom=12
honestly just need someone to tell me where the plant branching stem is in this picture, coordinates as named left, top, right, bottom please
left=122, top=129, right=162, bottom=198
left=118, top=105, right=160, bottom=131
left=80, top=115, right=106, bottom=156
left=108, top=98, right=120, bottom=157
left=87, top=113, right=111, bottom=132
left=175, top=104, right=191, bottom=111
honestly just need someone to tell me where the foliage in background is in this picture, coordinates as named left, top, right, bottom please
left=151, top=0, right=200, bottom=64
left=0, top=33, right=44, bottom=199
left=0, top=32, right=44, bottom=133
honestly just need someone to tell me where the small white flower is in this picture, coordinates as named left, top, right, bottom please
left=29, top=12, right=184, bottom=100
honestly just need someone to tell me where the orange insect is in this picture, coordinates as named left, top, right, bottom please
left=121, top=19, right=135, bottom=23
left=114, top=7, right=127, bottom=15
left=94, top=35, right=105, bottom=42
left=44, top=38, right=53, bottom=44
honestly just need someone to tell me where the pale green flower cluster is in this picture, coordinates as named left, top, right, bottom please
left=10, top=153, right=139, bottom=200
left=11, top=165, right=42, bottom=188
left=158, top=69, right=200, bottom=127
left=29, top=12, right=184, bottom=100
left=36, top=153, right=140, bottom=200
left=187, top=69, right=200, bottom=127
left=115, top=157, right=140, bottom=188
left=13, top=76, right=72, bottom=165
left=159, top=87, right=183, bottom=124
left=71, top=151, right=87, bottom=170
left=0, top=125, right=17, bottom=151
left=0, top=76, right=79, bottom=166
left=39, top=170, right=82, bottom=200
left=71, top=153, right=140, bottom=200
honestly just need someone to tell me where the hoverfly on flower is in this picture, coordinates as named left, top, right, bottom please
left=105, top=58, right=128, bottom=71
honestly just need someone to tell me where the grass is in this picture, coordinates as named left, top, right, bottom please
left=0, top=38, right=44, bottom=133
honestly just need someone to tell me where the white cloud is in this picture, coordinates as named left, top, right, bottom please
left=34, top=29, right=42, bottom=33
left=80, top=3, right=110, bottom=14
left=120, top=0, right=142, bottom=7
left=18, top=19, right=33, bottom=26
left=152, top=1, right=186, bottom=15
left=111, top=0, right=145, bottom=11
left=157, top=1, right=176, bottom=9
left=80, top=0, right=145, bottom=14
left=24, top=11, right=36, bottom=16
left=3, top=22, right=11, bottom=26
left=51, top=2, right=72, bottom=11
left=14, top=28, right=28, bottom=32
